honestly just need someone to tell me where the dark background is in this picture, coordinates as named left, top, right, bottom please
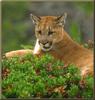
left=2, top=1, right=94, bottom=53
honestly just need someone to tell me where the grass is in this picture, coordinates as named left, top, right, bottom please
left=2, top=53, right=94, bottom=99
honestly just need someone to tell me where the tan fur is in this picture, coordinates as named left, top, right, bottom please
left=5, top=49, right=33, bottom=58
left=5, top=15, right=94, bottom=76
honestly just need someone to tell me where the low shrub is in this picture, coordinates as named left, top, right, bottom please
left=1, top=53, right=94, bottom=98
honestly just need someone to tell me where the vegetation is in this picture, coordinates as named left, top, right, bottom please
left=2, top=54, right=94, bottom=98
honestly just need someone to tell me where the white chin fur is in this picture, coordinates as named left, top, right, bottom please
left=41, top=46, right=52, bottom=52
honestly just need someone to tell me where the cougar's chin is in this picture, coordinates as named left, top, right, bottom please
left=41, top=46, right=52, bottom=52
left=39, top=43, right=53, bottom=52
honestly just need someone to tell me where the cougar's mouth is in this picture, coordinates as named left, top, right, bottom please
left=39, top=41, right=52, bottom=51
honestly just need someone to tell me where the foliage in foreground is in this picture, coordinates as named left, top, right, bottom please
left=2, top=54, right=94, bottom=98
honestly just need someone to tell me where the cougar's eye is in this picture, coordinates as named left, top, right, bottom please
left=48, top=31, right=53, bottom=36
left=38, top=30, right=41, bottom=35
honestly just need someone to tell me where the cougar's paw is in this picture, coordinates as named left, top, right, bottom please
left=5, top=49, right=33, bottom=58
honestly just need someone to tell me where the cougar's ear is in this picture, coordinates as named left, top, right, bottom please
left=30, top=13, right=41, bottom=25
left=56, top=13, right=67, bottom=26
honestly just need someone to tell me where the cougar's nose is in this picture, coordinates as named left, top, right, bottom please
left=39, top=40, right=48, bottom=45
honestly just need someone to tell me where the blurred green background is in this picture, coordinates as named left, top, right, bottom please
left=2, top=1, right=94, bottom=53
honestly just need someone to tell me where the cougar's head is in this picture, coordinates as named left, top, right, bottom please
left=31, top=13, right=67, bottom=51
